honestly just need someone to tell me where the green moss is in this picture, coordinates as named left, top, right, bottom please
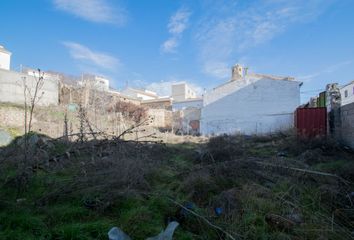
left=52, top=221, right=112, bottom=240
left=313, top=160, right=347, bottom=172
left=6, top=127, right=22, bottom=137
left=247, top=146, right=276, bottom=157
left=0, top=210, right=50, bottom=240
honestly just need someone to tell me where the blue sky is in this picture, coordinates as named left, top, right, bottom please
left=1, top=0, right=354, bottom=101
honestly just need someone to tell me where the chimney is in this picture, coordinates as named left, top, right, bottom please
left=231, top=64, right=244, bottom=81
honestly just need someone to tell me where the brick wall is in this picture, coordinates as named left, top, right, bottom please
left=339, top=102, right=354, bottom=148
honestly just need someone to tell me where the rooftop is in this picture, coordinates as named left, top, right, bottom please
left=340, top=80, right=354, bottom=88
left=173, top=97, right=203, bottom=103
left=125, top=87, right=158, bottom=98
left=0, top=45, right=11, bottom=55
left=141, top=97, right=172, bottom=104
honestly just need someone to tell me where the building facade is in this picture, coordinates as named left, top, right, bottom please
left=0, top=45, right=11, bottom=70
left=122, top=87, right=159, bottom=100
left=340, top=81, right=354, bottom=106
left=201, top=64, right=301, bottom=135
left=171, top=83, right=197, bottom=102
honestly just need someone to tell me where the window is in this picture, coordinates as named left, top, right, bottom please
left=344, top=90, right=348, bottom=98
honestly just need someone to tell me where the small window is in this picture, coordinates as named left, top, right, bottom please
left=344, top=90, right=348, bottom=98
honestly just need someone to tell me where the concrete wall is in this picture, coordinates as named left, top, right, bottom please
left=122, top=88, right=157, bottom=100
left=201, top=78, right=300, bottom=135
left=172, top=83, right=197, bottom=101
left=0, top=47, right=11, bottom=70
left=204, top=77, right=260, bottom=106
left=340, top=82, right=354, bottom=106
left=0, top=69, right=59, bottom=106
left=339, top=102, right=354, bottom=148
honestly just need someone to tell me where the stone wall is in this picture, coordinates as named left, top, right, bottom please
left=141, top=99, right=172, bottom=110
left=0, top=106, right=25, bottom=127
left=147, top=109, right=172, bottom=129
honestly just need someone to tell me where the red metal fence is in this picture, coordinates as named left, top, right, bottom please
left=294, top=107, right=327, bottom=137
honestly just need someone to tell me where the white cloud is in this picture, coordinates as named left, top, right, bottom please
left=62, top=41, right=120, bottom=71
left=298, top=60, right=352, bottom=82
left=168, top=8, right=191, bottom=34
left=53, top=0, right=127, bottom=25
left=161, top=38, right=179, bottom=53
left=195, top=0, right=335, bottom=78
left=161, top=7, right=191, bottom=53
left=203, top=61, right=230, bottom=79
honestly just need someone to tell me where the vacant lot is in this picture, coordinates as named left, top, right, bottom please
left=0, top=133, right=353, bottom=239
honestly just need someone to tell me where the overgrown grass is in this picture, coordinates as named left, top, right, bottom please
left=0, top=102, right=25, bottom=109
left=0, top=133, right=353, bottom=239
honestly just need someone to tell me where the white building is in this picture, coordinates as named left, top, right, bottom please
left=340, top=80, right=354, bottom=106
left=201, top=64, right=301, bottom=135
left=171, top=82, right=197, bottom=102
left=77, top=74, right=110, bottom=91
left=122, top=87, right=159, bottom=100
left=0, top=45, right=11, bottom=70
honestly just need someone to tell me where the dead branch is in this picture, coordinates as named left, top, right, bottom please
left=167, top=197, right=242, bottom=240
left=256, top=162, right=351, bottom=185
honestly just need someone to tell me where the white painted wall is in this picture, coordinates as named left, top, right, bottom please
left=203, top=77, right=259, bottom=106
left=136, top=93, right=155, bottom=100
left=340, top=81, right=354, bottom=106
left=0, top=69, right=59, bottom=106
left=172, top=83, right=197, bottom=101
left=0, top=47, right=11, bottom=70
left=201, top=78, right=300, bottom=135
left=122, top=88, right=157, bottom=100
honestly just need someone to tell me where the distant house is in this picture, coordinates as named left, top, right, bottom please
left=201, top=64, right=301, bottom=135
left=171, top=82, right=197, bottom=102
left=122, top=87, right=159, bottom=100
left=340, top=80, right=354, bottom=106
left=77, top=74, right=110, bottom=92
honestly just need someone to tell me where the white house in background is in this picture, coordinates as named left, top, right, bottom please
left=75, top=74, right=110, bottom=91
left=201, top=64, right=301, bottom=135
left=340, top=80, right=354, bottom=106
left=122, top=87, right=159, bottom=100
left=172, top=82, right=197, bottom=102
left=0, top=45, right=11, bottom=70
